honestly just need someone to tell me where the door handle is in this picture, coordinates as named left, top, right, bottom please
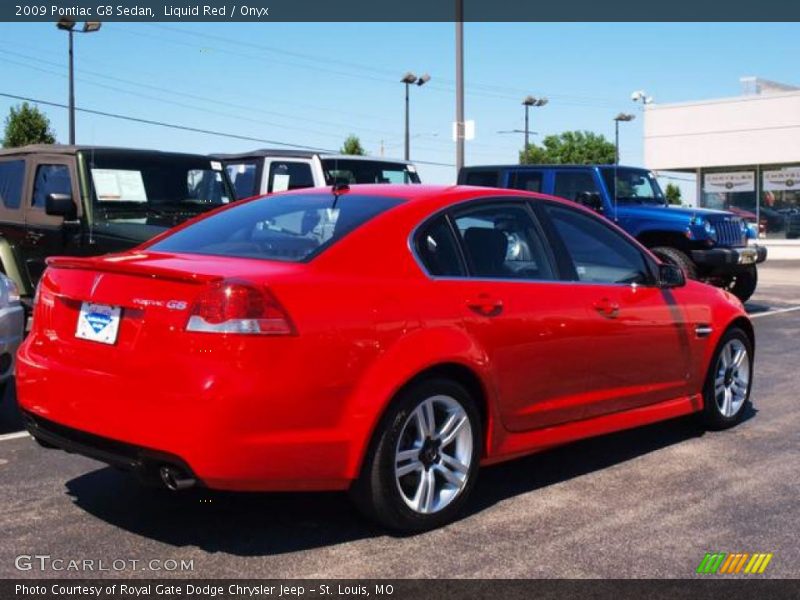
left=467, top=294, right=504, bottom=317
left=593, top=297, right=620, bottom=319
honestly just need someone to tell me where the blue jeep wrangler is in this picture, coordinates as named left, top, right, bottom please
left=457, top=165, right=767, bottom=302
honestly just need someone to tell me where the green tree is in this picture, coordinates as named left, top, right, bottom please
left=665, top=182, right=683, bottom=206
left=2, top=103, right=56, bottom=148
left=340, top=134, right=366, bottom=156
left=519, top=130, right=616, bottom=165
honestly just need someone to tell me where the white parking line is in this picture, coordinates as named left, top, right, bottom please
left=0, top=431, right=30, bottom=442
left=750, top=305, right=800, bottom=319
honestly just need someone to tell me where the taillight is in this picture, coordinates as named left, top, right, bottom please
left=186, top=279, right=294, bottom=335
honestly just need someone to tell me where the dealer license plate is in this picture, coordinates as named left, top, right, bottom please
left=75, top=302, right=121, bottom=345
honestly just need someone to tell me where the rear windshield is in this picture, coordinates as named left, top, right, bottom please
left=321, top=159, right=420, bottom=185
left=149, top=193, right=404, bottom=262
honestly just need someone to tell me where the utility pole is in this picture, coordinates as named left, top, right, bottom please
left=455, top=0, right=464, bottom=174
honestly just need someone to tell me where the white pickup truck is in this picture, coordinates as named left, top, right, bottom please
left=213, top=149, right=421, bottom=199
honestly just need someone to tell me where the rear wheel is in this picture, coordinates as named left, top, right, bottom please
left=352, top=378, right=481, bottom=532
left=650, top=246, right=698, bottom=280
left=726, top=265, right=758, bottom=303
left=701, top=327, right=752, bottom=430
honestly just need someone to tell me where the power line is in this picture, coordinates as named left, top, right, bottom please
left=0, top=91, right=457, bottom=167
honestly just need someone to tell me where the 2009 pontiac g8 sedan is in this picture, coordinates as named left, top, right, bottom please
left=17, top=185, right=754, bottom=532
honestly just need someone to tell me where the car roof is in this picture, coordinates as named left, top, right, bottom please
left=271, top=183, right=567, bottom=213
left=0, top=144, right=217, bottom=161
left=212, top=149, right=414, bottom=166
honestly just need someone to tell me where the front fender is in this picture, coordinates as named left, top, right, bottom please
left=342, top=325, right=499, bottom=479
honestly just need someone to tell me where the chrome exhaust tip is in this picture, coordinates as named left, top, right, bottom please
left=159, top=465, right=196, bottom=491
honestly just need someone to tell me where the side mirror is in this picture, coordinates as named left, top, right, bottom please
left=576, top=191, right=604, bottom=213
left=658, top=263, right=686, bottom=288
left=45, top=193, right=77, bottom=220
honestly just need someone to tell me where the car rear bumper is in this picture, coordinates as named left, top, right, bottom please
left=691, top=245, right=767, bottom=269
left=16, top=338, right=358, bottom=492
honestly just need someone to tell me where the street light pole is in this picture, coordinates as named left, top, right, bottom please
left=404, top=80, right=410, bottom=161
left=68, top=28, right=74, bottom=145
left=401, top=72, right=430, bottom=162
left=57, top=19, right=101, bottom=145
left=613, top=113, right=635, bottom=165
left=521, top=96, right=547, bottom=157
left=455, top=0, right=464, bottom=173
left=524, top=102, right=529, bottom=150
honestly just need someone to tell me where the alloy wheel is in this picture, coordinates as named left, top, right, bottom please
left=394, top=395, right=473, bottom=515
left=714, top=338, right=750, bottom=417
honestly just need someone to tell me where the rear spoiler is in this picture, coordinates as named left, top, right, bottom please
left=46, top=255, right=221, bottom=285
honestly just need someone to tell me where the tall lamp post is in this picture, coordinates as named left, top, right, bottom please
left=57, top=18, right=101, bottom=145
left=522, top=96, right=547, bottom=151
left=613, top=113, right=635, bottom=164
left=401, top=72, right=430, bottom=161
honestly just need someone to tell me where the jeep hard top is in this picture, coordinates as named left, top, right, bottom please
left=213, top=149, right=421, bottom=199
left=0, top=144, right=235, bottom=302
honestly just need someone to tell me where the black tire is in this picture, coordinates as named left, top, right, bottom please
left=727, top=265, right=758, bottom=303
left=351, top=378, right=481, bottom=533
left=650, top=246, right=699, bottom=280
left=701, top=327, right=753, bottom=431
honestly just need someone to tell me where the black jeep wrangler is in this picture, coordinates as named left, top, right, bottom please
left=0, top=145, right=235, bottom=306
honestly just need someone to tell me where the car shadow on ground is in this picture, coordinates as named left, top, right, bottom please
left=62, top=405, right=756, bottom=556
left=745, top=301, right=772, bottom=315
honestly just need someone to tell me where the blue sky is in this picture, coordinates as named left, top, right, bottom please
left=0, top=22, right=798, bottom=184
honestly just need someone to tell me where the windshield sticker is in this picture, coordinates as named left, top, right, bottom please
left=272, top=173, right=290, bottom=193
left=407, top=164, right=417, bottom=173
left=91, top=169, right=148, bottom=202
left=210, top=161, right=223, bottom=171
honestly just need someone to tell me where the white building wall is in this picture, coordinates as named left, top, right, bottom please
left=644, top=91, right=800, bottom=170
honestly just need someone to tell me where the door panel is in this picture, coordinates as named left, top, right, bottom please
left=22, top=158, right=81, bottom=287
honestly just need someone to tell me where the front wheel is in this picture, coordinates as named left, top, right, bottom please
left=701, top=327, right=753, bottom=430
left=727, top=265, right=758, bottom=303
left=351, top=378, right=481, bottom=532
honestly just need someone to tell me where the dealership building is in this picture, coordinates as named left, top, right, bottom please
left=644, top=77, right=800, bottom=239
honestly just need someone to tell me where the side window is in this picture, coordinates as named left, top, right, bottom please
left=0, top=160, right=25, bottom=209
left=509, top=170, right=543, bottom=193
left=544, top=204, right=651, bottom=285
left=268, top=161, right=314, bottom=193
left=415, top=216, right=465, bottom=277
left=32, top=164, right=72, bottom=209
left=462, top=170, right=499, bottom=187
left=554, top=171, right=601, bottom=205
left=452, top=203, right=553, bottom=280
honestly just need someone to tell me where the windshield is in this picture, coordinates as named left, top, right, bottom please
left=81, top=151, right=233, bottom=221
left=601, top=168, right=666, bottom=206
left=321, top=159, right=421, bottom=185
left=148, top=192, right=404, bottom=262
left=224, top=159, right=260, bottom=199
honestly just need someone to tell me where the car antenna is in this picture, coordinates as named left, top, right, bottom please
left=331, top=181, right=348, bottom=209
left=330, top=155, right=348, bottom=209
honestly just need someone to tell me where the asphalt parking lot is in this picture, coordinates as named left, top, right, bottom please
left=1, top=263, right=798, bottom=579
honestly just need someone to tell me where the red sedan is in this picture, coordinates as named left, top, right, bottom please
left=17, top=185, right=754, bottom=531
